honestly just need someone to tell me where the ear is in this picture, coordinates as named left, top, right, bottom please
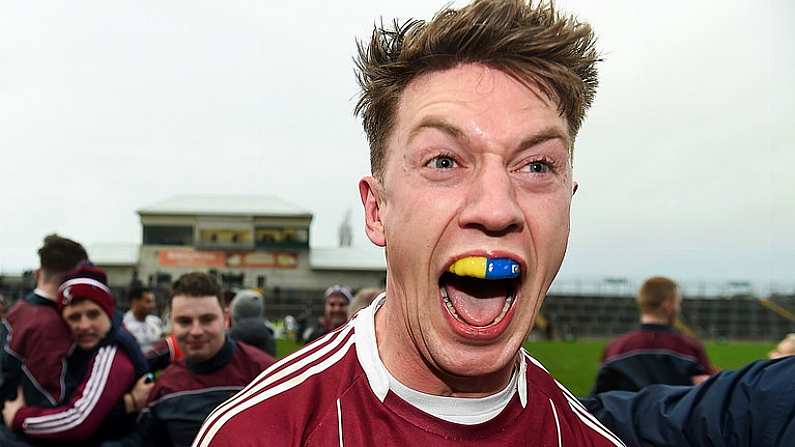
left=359, top=176, right=386, bottom=247
left=223, top=307, right=231, bottom=330
left=572, top=181, right=579, bottom=196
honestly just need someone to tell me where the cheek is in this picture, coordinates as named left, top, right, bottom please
left=524, top=194, right=571, bottom=237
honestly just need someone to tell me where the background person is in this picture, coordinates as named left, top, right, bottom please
left=228, top=289, right=276, bottom=357
left=302, top=284, right=351, bottom=343
left=2, top=264, right=148, bottom=446
left=1, top=234, right=88, bottom=410
left=123, top=286, right=163, bottom=352
left=591, top=276, right=716, bottom=394
left=584, top=355, right=795, bottom=447
left=137, top=272, right=275, bottom=447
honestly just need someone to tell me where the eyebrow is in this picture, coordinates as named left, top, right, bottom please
left=408, top=116, right=569, bottom=151
left=518, top=127, right=570, bottom=152
left=407, top=117, right=467, bottom=145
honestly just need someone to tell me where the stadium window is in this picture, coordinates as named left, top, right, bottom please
left=143, top=225, right=194, bottom=246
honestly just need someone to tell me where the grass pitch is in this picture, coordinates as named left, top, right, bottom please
left=276, top=338, right=776, bottom=397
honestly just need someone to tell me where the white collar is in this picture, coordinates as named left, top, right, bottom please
left=354, top=293, right=527, bottom=408
left=34, top=287, right=54, bottom=300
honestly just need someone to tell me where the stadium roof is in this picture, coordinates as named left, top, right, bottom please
left=137, top=194, right=312, bottom=217
left=87, top=243, right=139, bottom=266
left=310, top=245, right=386, bottom=271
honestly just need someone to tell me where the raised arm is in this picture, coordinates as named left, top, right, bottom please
left=583, top=356, right=795, bottom=447
left=11, top=345, right=135, bottom=442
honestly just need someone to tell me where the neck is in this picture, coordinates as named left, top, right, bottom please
left=132, top=309, right=147, bottom=321
left=375, top=296, right=513, bottom=398
left=35, top=281, right=59, bottom=301
left=641, top=314, right=672, bottom=325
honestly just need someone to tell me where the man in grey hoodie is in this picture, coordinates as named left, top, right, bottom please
left=229, top=290, right=275, bottom=357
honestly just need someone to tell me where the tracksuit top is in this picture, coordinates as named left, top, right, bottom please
left=592, top=323, right=716, bottom=394
left=1, top=292, right=73, bottom=407
left=139, top=337, right=276, bottom=447
left=11, top=321, right=148, bottom=446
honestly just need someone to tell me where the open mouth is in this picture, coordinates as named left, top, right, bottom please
left=439, top=256, right=522, bottom=331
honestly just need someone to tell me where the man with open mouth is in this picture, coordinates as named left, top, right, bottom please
left=194, top=1, right=625, bottom=445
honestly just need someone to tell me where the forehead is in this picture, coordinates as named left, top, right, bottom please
left=326, top=294, right=349, bottom=305
left=390, top=64, right=568, bottom=150
left=171, top=295, right=223, bottom=317
left=63, top=299, right=102, bottom=315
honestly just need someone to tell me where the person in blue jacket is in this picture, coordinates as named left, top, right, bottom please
left=582, top=355, right=795, bottom=447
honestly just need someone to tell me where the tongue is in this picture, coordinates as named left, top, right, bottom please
left=443, top=275, right=508, bottom=327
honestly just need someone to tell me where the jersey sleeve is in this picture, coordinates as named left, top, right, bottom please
left=12, top=345, right=135, bottom=442
left=692, top=339, right=717, bottom=374
left=583, top=356, right=795, bottom=447
left=0, top=320, right=21, bottom=402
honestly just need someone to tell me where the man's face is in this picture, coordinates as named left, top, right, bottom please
left=62, top=300, right=112, bottom=350
left=171, top=295, right=229, bottom=363
left=133, top=292, right=156, bottom=316
left=325, top=294, right=350, bottom=330
left=360, top=64, right=574, bottom=383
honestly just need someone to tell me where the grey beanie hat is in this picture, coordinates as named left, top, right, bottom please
left=231, top=289, right=264, bottom=322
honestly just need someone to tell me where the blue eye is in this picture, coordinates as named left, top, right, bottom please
left=526, top=161, right=549, bottom=173
left=428, top=156, right=456, bottom=169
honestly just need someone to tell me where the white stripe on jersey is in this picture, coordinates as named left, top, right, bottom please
left=24, top=346, right=113, bottom=428
left=336, top=398, right=344, bottom=447
left=195, top=333, right=356, bottom=447
left=523, top=351, right=626, bottom=447
left=23, top=346, right=117, bottom=434
left=199, top=322, right=354, bottom=432
left=194, top=323, right=355, bottom=447
left=23, top=346, right=115, bottom=431
left=567, top=401, right=627, bottom=447
left=549, top=398, right=562, bottom=447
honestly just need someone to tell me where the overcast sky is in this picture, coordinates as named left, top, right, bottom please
left=1, top=1, right=793, bottom=292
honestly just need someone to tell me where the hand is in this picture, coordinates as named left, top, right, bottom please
left=3, top=386, right=26, bottom=427
left=126, top=374, right=155, bottom=413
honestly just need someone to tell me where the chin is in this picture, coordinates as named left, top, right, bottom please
left=78, top=341, right=99, bottom=350
left=427, top=318, right=527, bottom=377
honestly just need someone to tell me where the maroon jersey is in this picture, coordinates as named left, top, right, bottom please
left=592, top=323, right=716, bottom=394
left=601, top=324, right=714, bottom=372
left=140, top=338, right=276, bottom=447
left=193, top=301, right=625, bottom=447
left=3, top=292, right=73, bottom=406
left=12, top=344, right=136, bottom=442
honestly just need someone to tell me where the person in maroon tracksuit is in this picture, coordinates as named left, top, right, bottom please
left=592, top=276, right=716, bottom=395
left=193, top=1, right=624, bottom=446
left=137, top=272, right=275, bottom=447
left=2, top=264, right=149, bottom=446
left=1, top=235, right=88, bottom=410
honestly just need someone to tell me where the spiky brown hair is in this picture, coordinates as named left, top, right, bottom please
left=354, top=0, right=600, bottom=179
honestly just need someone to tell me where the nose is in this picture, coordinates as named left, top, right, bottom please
left=76, top=315, right=92, bottom=331
left=188, top=321, right=203, bottom=336
left=458, top=160, right=523, bottom=235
